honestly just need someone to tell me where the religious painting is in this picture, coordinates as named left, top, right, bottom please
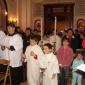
left=34, top=19, right=41, bottom=32
left=33, top=17, right=43, bottom=35
left=33, top=17, right=43, bottom=41
left=77, top=18, right=85, bottom=32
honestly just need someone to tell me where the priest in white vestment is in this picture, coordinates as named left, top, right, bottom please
left=25, top=35, right=44, bottom=85
left=3, top=23, right=23, bottom=85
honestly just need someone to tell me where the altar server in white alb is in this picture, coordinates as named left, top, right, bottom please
left=3, top=23, right=23, bottom=85
left=25, top=35, right=44, bottom=85
left=40, top=43, right=60, bottom=85
left=0, top=30, right=6, bottom=58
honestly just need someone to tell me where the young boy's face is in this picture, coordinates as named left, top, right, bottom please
left=7, top=26, right=15, bottom=35
left=43, top=46, right=52, bottom=54
left=43, top=35, right=47, bottom=40
left=30, top=39, right=37, bottom=46
left=67, top=30, right=73, bottom=37
left=63, top=40, right=69, bottom=46
left=77, top=53, right=83, bottom=60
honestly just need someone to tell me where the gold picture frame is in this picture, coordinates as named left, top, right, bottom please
left=33, top=17, right=43, bottom=33
left=34, top=19, right=41, bottom=32
left=77, top=19, right=85, bottom=28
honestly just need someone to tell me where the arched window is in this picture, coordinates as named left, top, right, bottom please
left=0, top=0, right=8, bottom=30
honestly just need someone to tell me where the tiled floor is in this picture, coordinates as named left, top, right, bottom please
left=20, top=78, right=85, bottom=85
left=20, top=82, right=27, bottom=85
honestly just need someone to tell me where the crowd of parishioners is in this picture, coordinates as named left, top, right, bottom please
left=0, top=22, right=85, bottom=85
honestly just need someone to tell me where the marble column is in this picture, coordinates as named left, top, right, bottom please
left=19, top=0, right=32, bottom=31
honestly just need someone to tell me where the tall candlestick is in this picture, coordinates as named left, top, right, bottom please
left=41, top=18, right=43, bottom=42
left=53, top=16, right=57, bottom=53
left=54, top=16, right=57, bottom=41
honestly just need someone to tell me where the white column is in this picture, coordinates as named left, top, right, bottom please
left=19, top=0, right=32, bottom=31
left=27, top=0, right=32, bottom=28
left=41, top=18, right=43, bottom=41
left=19, top=0, right=27, bottom=31
left=54, top=16, right=57, bottom=41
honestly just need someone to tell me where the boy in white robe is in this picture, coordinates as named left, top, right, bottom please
left=25, top=35, right=44, bottom=85
left=40, top=43, right=60, bottom=85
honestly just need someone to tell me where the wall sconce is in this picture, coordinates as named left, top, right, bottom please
left=5, top=11, right=8, bottom=16
left=8, top=17, right=18, bottom=23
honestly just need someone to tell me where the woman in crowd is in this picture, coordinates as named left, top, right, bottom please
left=63, top=29, right=79, bottom=53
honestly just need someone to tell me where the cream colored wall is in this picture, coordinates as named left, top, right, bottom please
left=74, top=0, right=85, bottom=29
left=6, top=0, right=17, bottom=20
left=18, top=0, right=32, bottom=31
left=19, top=0, right=27, bottom=31
left=6, top=0, right=32, bottom=31
left=6, top=0, right=85, bottom=31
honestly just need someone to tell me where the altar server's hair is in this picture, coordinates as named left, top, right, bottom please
left=44, top=43, right=53, bottom=49
left=7, top=23, right=15, bottom=28
left=30, top=35, right=38, bottom=42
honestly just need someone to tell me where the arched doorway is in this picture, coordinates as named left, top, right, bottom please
left=0, top=0, right=8, bottom=30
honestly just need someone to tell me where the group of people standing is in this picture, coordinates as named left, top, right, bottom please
left=0, top=22, right=85, bottom=85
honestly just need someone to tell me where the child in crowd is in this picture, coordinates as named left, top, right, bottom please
left=71, top=50, right=84, bottom=85
left=25, top=35, right=44, bottom=85
left=40, top=43, right=60, bottom=85
left=49, top=30, right=61, bottom=52
left=57, top=37, right=74, bottom=85
left=38, top=34, right=49, bottom=46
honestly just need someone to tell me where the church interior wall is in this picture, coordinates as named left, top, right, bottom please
left=5, top=0, right=85, bottom=31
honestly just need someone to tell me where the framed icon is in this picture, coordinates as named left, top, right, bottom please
left=77, top=19, right=85, bottom=28
left=34, top=19, right=41, bottom=32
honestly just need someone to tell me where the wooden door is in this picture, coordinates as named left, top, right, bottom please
left=44, top=3, right=74, bottom=34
